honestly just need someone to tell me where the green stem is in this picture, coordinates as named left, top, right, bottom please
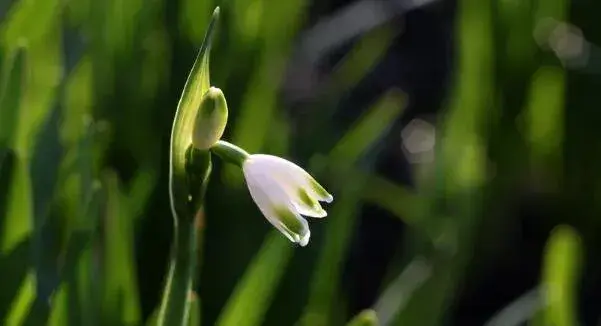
left=158, top=149, right=211, bottom=326
left=210, top=140, right=249, bottom=167
left=158, top=215, right=198, bottom=325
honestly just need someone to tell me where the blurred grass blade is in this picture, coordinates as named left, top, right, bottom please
left=300, top=90, right=405, bottom=326
left=391, top=0, right=494, bottom=323
left=74, top=185, right=104, bottom=326
left=346, top=310, right=379, bottom=326
left=484, top=288, right=541, bottom=326
left=47, top=171, right=103, bottom=326
left=362, top=173, right=417, bottom=224
left=13, top=98, right=66, bottom=325
left=127, top=168, right=158, bottom=221
left=45, top=113, right=103, bottom=326
left=523, top=67, right=564, bottom=188
left=63, top=116, right=97, bottom=326
left=299, top=179, right=364, bottom=326
left=525, top=67, right=564, bottom=159
left=146, top=309, right=159, bottom=326
left=188, top=292, right=200, bottom=326
left=328, top=90, right=405, bottom=164
left=216, top=231, right=294, bottom=326
left=21, top=294, right=52, bottom=326
left=0, top=236, right=30, bottom=320
left=47, top=286, right=67, bottom=326
left=30, top=99, right=64, bottom=303
left=312, top=155, right=418, bottom=226
left=373, top=258, right=431, bottom=325
left=226, top=0, right=307, bottom=183
left=328, top=25, right=395, bottom=95
left=146, top=292, right=200, bottom=326
left=0, top=0, right=60, bottom=44
left=102, top=170, right=141, bottom=325
left=5, top=271, right=35, bottom=325
left=540, top=225, right=582, bottom=326
left=0, top=158, right=35, bottom=325
left=0, top=46, right=25, bottom=148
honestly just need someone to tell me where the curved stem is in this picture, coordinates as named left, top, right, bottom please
left=210, top=140, right=249, bottom=167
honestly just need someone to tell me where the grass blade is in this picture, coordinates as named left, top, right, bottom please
left=0, top=46, right=25, bottom=148
left=299, top=179, right=364, bottom=326
left=0, top=236, right=30, bottom=320
left=188, top=292, right=201, bottom=326
left=30, top=98, right=64, bottom=305
left=215, top=231, right=294, bottom=326
left=346, top=310, right=379, bottom=326
left=540, top=225, right=582, bottom=326
left=328, top=90, right=405, bottom=165
left=101, top=171, right=141, bottom=325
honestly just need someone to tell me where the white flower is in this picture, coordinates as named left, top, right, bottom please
left=242, top=154, right=333, bottom=246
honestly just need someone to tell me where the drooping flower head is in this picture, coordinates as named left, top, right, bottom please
left=210, top=141, right=333, bottom=246
left=242, top=154, right=333, bottom=246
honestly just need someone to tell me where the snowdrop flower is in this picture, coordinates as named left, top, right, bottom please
left=211, top=141, right=333, bottom=246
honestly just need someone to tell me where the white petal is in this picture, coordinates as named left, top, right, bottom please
left=249, top=154, right=333, bottom=217
left=243, top=162, right=311, bottom=245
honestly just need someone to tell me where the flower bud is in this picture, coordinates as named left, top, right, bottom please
left=192, top=87, right=228, bottom=149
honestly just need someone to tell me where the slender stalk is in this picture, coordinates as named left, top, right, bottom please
left=210, top=140, right=249, bottom=166
left=158, top=149, right=211, bottom=326
left=157, top=214, right=198, bottom=325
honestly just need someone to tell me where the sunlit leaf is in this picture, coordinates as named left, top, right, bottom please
left=346, top=310, right=379, bottom=326
left=5, top=271, right=35, bottom=325
left=541, top=225, right=582, bottom=326
left=523, top=67, right=564, bottom=185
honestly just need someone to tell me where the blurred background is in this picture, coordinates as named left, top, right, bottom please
left=0, top=0, right=600, bottom=325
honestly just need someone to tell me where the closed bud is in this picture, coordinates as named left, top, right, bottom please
left=192, top=87, right=228, bottom=149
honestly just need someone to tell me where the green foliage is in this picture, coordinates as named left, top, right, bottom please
left=0, top=0, right=595, bottom=325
